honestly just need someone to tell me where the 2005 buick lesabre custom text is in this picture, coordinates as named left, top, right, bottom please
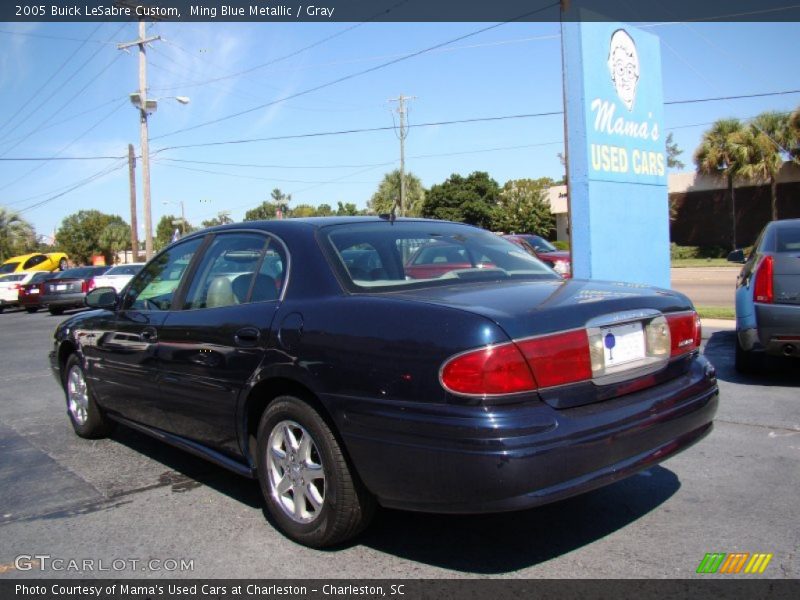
left=49, top=218, right=718, bottom=547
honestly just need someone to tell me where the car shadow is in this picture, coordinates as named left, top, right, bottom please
left=353, top=466, right=680, bottom=573
left=108, top=425, right=263, bottom=509
left=704, top=330, right=800, bottom=387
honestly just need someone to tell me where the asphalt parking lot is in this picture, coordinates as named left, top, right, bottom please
left=0, top=306, right=797, bottom=580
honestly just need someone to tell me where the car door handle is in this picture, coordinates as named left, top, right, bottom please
left=140, top=327, right=158, bottom=342
left=234, top=327, right=261, bottom=347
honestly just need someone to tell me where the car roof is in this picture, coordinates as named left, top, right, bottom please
left=769, top=218, right=800, bottom=230
left=197, top=217, right=447, bottom=234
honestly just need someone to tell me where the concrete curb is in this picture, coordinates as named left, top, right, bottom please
left=701, top=318, right=736, bottom=330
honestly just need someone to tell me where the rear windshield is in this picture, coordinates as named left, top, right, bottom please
left=0, top=262, right=20, bottom=274
left=776, top=226, right=800, bottom=252
left=105, top=264, right=143, bottom=276
left=51, top=267, right=97, bottom=279
left=324, top=221, right=558, bottom=292
left=31, top=272, right=52, bottom=282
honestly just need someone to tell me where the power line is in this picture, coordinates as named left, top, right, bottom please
left=0, top=100, right=128, bottom=194
left=0, top=23, right=106, bottom=139
left=151, top=1, right=560, bottom=140
left=150, top=0, right=411, bottom=93
left=0, top=23, right=128, bottom=157
left=0, top=28, right=115, bottom=44
left=152, top=159, right=387, bottom=184
left=664, top=89, right=800, bottom=105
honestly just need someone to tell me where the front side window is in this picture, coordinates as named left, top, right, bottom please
left=0, top=262, right=20, bottom=274
left=122, top=238, right=203, bottom=311
left=324, top=222, right=557, bottom=292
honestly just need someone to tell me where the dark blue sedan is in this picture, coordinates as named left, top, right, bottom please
left=49, top=218, right=718, bottom=547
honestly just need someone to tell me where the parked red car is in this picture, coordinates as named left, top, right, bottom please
left=503, top=234, right=572, bottom=277
left=17, top=271, right=56, bottom=313
left=404, top=241, right=495, bottom=279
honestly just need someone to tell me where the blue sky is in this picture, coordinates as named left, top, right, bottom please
left=0, top=19, right=798, bottom=240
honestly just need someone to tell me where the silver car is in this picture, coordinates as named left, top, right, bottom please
left=730, top=218, right=800, bottom=372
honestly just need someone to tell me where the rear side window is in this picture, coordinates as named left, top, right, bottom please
left=22, top=255, right=47, bottom=269
left=776, top=226, right=800, bottom=252
left=183, top=233, right=284, bottom=310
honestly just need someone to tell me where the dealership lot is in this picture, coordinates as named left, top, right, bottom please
left=0, top=307, right=797, bottom=579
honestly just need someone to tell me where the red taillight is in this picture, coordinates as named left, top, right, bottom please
left=517, top=330, right=592, bottom=388
left=665, top=311, right=701, bottom=357
left=440, top=343, right=536, bottom=395
left=440, top=330, right=593, bottom=396
left=753, top=255, right=774, bottom=303
left=82, top=278, right=96, bottom=294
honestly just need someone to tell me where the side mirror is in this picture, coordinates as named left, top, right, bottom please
left=726, top=249, right=746, bottom=264
left=85, top=287, right=118, bottom=309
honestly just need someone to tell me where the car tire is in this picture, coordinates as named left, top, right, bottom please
left=49, top=307, right=64, bottom=316
left=735, top=335, right=760, bottom=374
left=59, top=258, right=68, bottom=271
left=25, top=307, right=39, bottom=313
left=256, top=395, right=375, bottom=548
left=63, top=354, right=115, bottom=439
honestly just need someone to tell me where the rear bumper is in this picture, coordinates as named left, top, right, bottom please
left=40, top=293, right=86, bottom=309
left=741, top=303, right=800, bottom=357
left=328, top=355, right=718, bottom=513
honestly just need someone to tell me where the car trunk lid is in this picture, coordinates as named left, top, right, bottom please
left=46, top=278, right=84, bottom=294
left=773, top=253, right=800, bottom=305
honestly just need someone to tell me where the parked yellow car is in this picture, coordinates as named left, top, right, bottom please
left=0, top=252, right=69, bottom=274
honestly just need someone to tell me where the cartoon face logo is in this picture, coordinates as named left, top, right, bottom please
left=607, top=29, right=639, bottom=111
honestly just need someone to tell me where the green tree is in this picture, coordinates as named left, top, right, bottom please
left=336, top=202, right=360, bottom=216
left=494, top=178, right=555, bottom=235
left=244, top=201, right=281, bottom=221
left=291, top=204, right=318, bottom=218
left=367, top=169, right=426, bottom=216
left=694, top=119, right=749, bottom=249
left=0, top=206, right=35, bottom=261
left=315, top=203, right=335, bottom=217
left=666, top=132, right=685, bottom=169
left=56, top=210, right=128, bottom=264
left=739, top=111, right=797, bottom=221
left=98, top=222, right=132, bottom=264
left=790, top=106, right=800, bottom=161
left=201, top=211, right=234, bottom=228
left=422, top=171, right=500, bottom=229
left=271, top=188, right=291, bottom=216
left=155, top=214, right=195, bottom=251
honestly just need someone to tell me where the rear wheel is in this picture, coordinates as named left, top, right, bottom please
left=735, top=335, right=760, bottom=374
left=25, top=307, right=39, bottom=313
left=63, top=355, right=115, bottom=438
left=256, top=396, right=374, bottom=548
left=49, top=307, right=64, bottom=316
left=58, top=258, right=68, bottom=271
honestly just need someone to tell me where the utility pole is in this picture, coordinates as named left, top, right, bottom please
left=118, top=18, right=161, bottom=260
left=127, top=144, right=140, bottom=262
left=389, top=94, right=415, bottom=217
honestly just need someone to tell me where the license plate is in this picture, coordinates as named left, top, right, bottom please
left=55, top=284, right=67, bottom=291
left=601, top=322, right=645, bottom=368
left=30, top=289, right=40, bottom=294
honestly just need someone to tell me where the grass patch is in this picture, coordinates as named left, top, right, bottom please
left=696, top=306, right=736, bottom=320
left=671, top=258, right=737, bottom=268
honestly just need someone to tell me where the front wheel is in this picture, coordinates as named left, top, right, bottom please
left=63, top=354, right=115, bottom=438
left=26, top=307, right=39, bottom=313
left=49, top=307, right=64, bottom=316
left=58, top=258, right=68, bottom=271
left=256, top=396, right=374, bottom=548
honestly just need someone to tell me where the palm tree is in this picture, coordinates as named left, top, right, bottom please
left=739, top=111, right=797, bottom=222
left=0, top=206, right=35, bottom=262
left=788, top=106, right=800, bottom=163
left=694, top=119, right=749, bottom=249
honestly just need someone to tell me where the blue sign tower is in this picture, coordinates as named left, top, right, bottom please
left=562, top=19, right=670, bottom=288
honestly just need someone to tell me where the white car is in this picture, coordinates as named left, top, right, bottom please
left=0, top=271, right=49, bottom=312
left=91, top=263, right=145, bottom=293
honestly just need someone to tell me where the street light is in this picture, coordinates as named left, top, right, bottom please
left=162, top=199, right=186, bottom=241
left=129, top=93, right=190, bottom=259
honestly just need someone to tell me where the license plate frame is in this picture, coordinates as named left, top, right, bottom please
left=601, top=321, right=646, bottom=369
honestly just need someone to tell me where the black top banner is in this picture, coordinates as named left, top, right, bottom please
left=2, top=0, right=800, bottom=22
